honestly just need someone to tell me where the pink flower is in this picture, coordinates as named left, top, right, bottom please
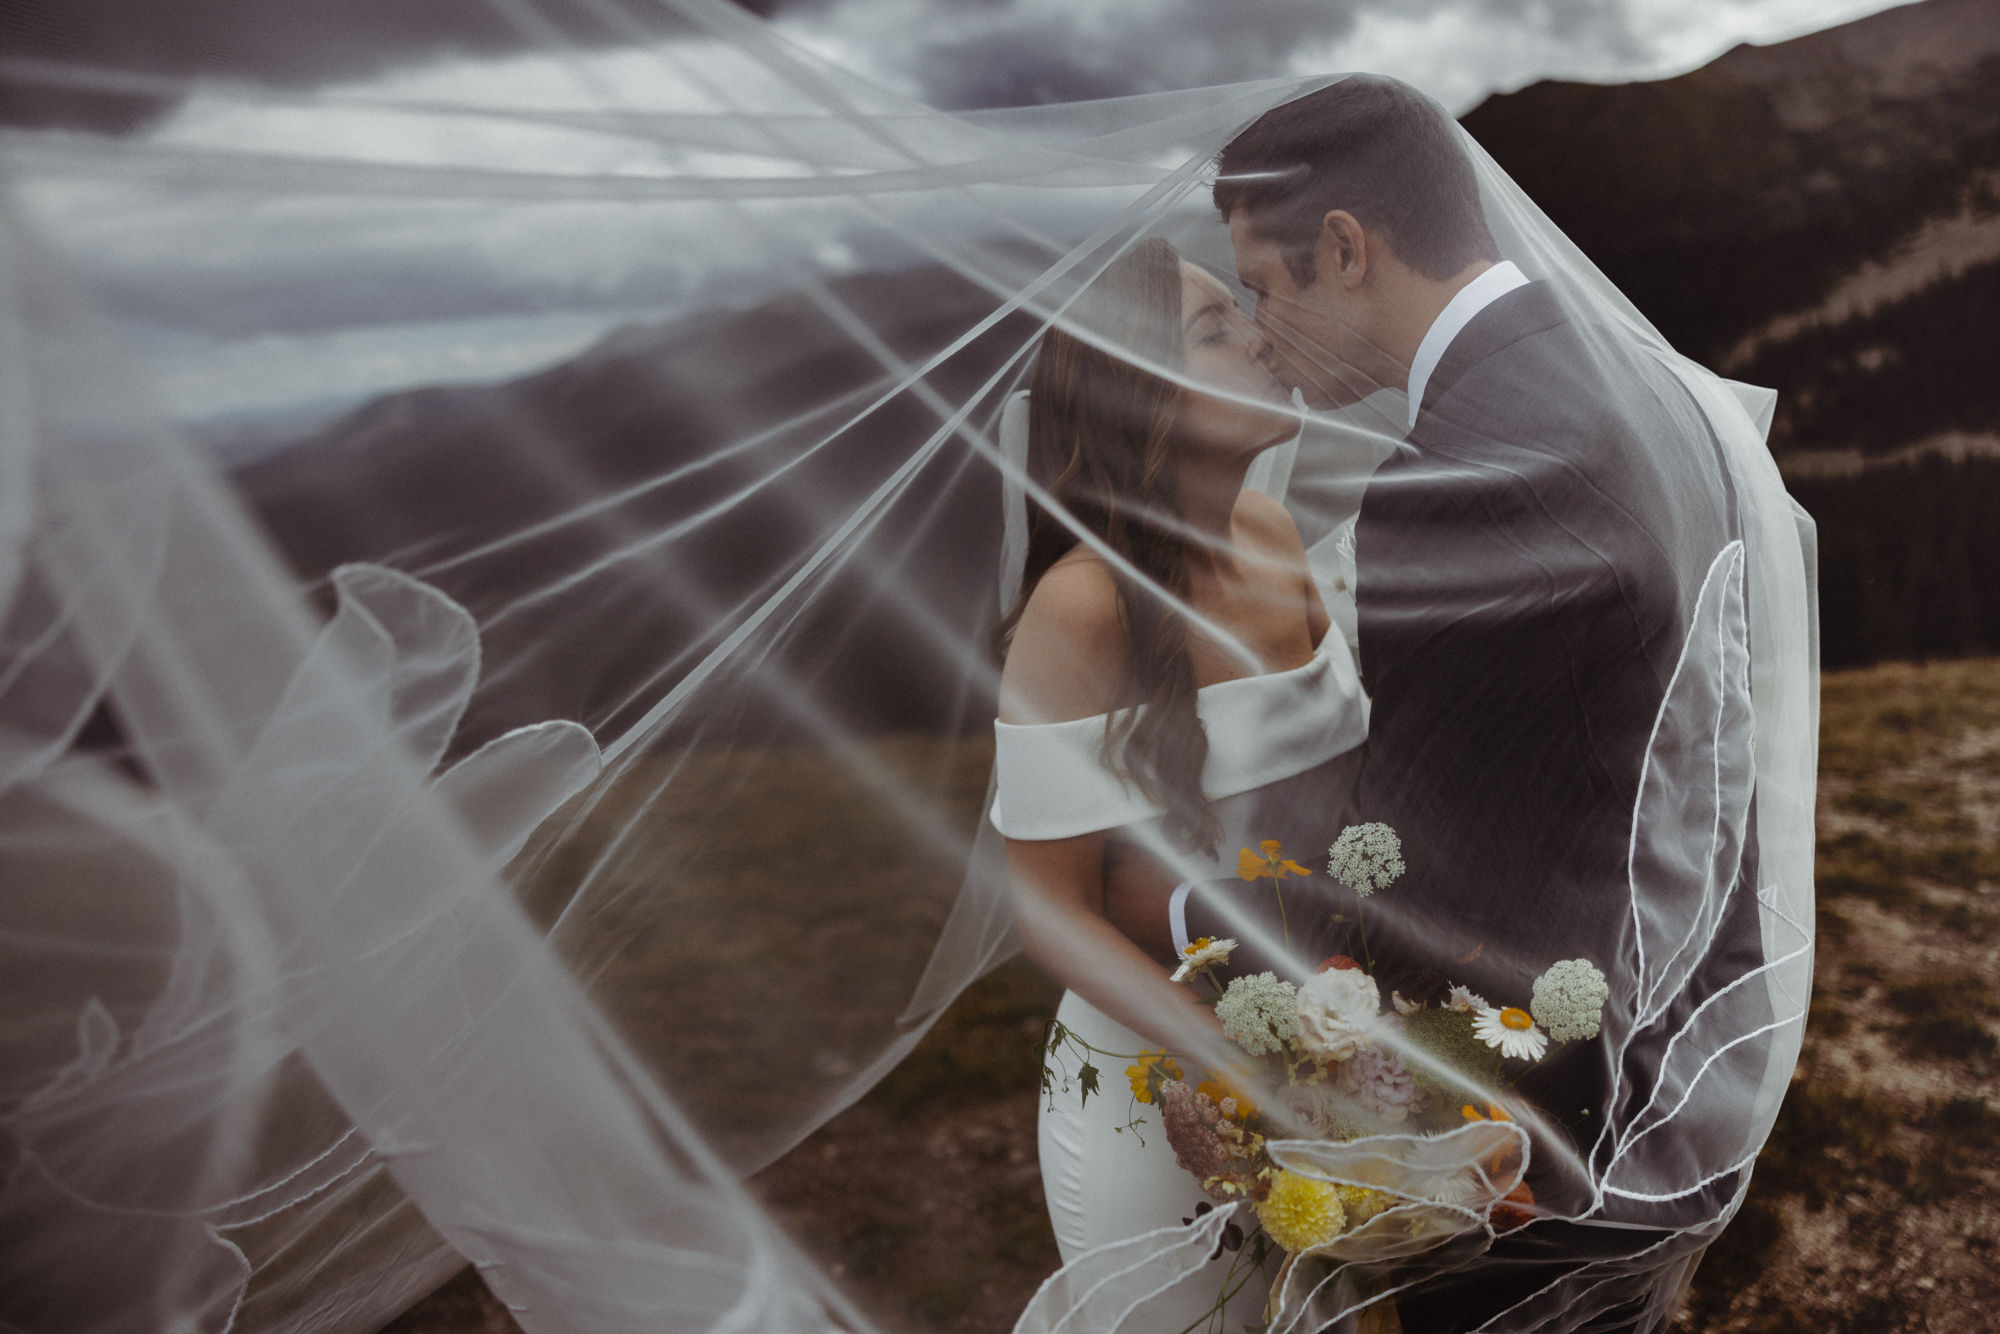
left=1336, top=1043, right=1422, bottom=1124
left=1159, top=1079, right=1233, bottom=1199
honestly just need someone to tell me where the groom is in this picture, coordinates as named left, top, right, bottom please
left=1197, top=77, right=1769, bottom=1331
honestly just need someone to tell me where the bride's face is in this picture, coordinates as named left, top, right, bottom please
left=1173, top=262, right=1298, bottom=457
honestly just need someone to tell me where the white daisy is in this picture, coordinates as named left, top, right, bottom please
left=1445, top=985, right=1486, bottom=1014
left=1472, top=1005, right=1549, bottom=1062
left=1169, top=936, right=1238, bottom=983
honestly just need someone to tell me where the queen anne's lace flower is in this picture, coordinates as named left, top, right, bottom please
left=1170, top=935, right=1238, bottom=983
left=1295, top=965, right=1381, bottom=1063
left=1216, top=972, right=1301, bottom=1056
left=1472, top=1006, right=1549, bottom=1061
left=1256, top=1170, right=1347, bottom=1253
left=1336, top=1042, right=1422, bottom=1123
left=1325, top=822, right=1405, bottom=896
left=1530, top=958, right=1611, bottom=1042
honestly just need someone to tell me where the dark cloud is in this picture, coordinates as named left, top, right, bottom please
left=0, top=0, right=820, bottom=132
left=911, top=0, right=1370, bottom=109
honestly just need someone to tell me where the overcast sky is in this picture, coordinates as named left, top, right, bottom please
left=775, top=0, right=1916, bottom=114
left=1, top=0, right=1922, bottom=430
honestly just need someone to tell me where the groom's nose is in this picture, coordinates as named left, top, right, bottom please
left=1234, top=308, right=1274, bottom=362
left=1244, top=321, right=1281, bottom=378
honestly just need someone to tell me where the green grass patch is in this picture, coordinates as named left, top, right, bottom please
left=1906, top=1096, right=2000, bottom=1204
left=1817, top=659, right=2000, bottom=778
left=1814, top=831, right=1914, bottom=907
left=1933, top=900, right=1995, bottom=939
left=865, top=959, right=1060, bottom=1116
left=1885, top=974, right=2000, bottom=1063
left=1755, top=1082, right=1904, bottom=1210
left=1834, top=786, right=1911, bottom=819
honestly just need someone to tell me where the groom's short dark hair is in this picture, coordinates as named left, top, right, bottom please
left=1215, top=76, right=1499, bottom=286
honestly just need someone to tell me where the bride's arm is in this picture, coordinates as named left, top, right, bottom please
left=998, top=558, right=1246, bottom=1077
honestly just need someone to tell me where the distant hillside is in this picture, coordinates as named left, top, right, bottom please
left=235, top=0, right=2000, bottom=718
left=236, top=264, right=1031, bottom=749
left=1463, top=0, right=2000, bottom=466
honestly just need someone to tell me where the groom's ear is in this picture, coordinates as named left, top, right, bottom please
left=1316, top=210, right=1369, bottom=290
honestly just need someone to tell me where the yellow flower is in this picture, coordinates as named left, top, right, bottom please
left=1334, top=1183, right=1395, bottom=1227
left=1196, top=1076, right=1258, bottom=1122
left=1125, top=1049, right=1183, bottom=1104
left=1238, top=839, right=1311, bottom=882
left=1255, top=1170, right=1347, bottom=1253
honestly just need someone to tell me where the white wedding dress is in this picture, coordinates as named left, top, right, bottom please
left=991, top=615, right=1369, bottom=1327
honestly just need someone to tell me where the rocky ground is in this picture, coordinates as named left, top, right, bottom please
left=386, top=657, right=2000, bottom=1334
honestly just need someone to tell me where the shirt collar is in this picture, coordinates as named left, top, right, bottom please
left=1404, top=259, right=1528, bottom=431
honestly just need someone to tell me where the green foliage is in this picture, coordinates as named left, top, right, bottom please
left=1402, top=1006, right=1503, bottom=1106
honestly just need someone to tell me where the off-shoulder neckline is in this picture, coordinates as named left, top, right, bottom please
left=994, top=631, right=1339, bottom=734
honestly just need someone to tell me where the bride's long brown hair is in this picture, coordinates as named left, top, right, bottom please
left=996, top=237, right=1218, bottom=852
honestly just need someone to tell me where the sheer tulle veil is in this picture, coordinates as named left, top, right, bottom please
left=0, top=4, right=1814, bottom=1331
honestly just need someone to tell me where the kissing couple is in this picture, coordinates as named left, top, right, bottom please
left=993, top=74, right=1807, bottom=1334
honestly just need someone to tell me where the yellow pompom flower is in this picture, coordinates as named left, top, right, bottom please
left=1255, top=1170, right=1347, bottom=1253
left=1125, top=1049, right=1183, bottom=1104
left=1334, top=1183, right=1394, bottom=1227
left=1238, top=839, right=1311, bottom=882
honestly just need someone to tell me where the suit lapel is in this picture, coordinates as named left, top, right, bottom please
left=1412, top=281, right=1566, bottom=431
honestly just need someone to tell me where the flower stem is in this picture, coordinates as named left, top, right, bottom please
left=1355, top=891, right=1374, bottom=970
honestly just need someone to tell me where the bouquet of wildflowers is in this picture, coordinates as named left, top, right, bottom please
left=1092, top=824, right=1614, bottom=1322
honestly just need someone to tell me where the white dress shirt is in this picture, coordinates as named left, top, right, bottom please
left=1404, top=259, right=1528, bottom=431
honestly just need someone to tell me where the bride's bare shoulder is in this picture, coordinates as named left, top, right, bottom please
left=1231, top=488, right=1307, bottom=555
left=998, top=551, right=1127, bottom=725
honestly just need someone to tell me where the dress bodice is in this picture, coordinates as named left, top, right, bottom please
left=989, top=630, right=1369, bottom=842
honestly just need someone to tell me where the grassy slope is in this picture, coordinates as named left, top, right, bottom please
left=387, top=658, right=2000, bottom=1334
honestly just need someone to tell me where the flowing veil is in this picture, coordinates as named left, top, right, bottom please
left=0, top=4, right=1815, bottom=1331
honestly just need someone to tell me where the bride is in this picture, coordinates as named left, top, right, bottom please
left=993, top=236, right=1369, bottom=1323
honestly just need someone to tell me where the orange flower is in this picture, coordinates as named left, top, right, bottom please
left=1197, top=1076, right=1259, bottom=1122
left=1492, top=1179, right=1536, bottom=1231
left=1461, top=1102, right=1525, bottom=1180
left=1238, top=839, right=1310, bottom=882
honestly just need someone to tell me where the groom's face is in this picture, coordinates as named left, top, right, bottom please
left=1227, top=211, right=1373, bottom=412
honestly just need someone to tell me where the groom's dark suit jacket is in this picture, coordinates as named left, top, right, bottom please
left=1191, top=282, right=1770, bottom=1332
left=1355, top=282, right=1769, bottom=1330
